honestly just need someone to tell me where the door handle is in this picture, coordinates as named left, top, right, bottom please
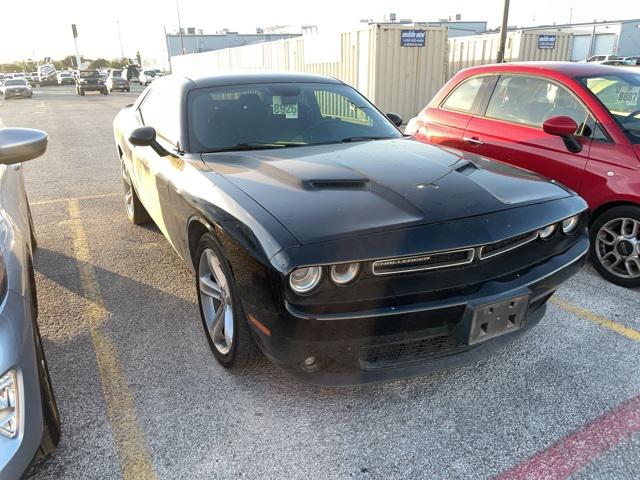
left=463, top=136, right=484, bottom=145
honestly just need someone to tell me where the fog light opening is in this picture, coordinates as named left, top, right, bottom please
left=302, top=356, right=320, bottom=372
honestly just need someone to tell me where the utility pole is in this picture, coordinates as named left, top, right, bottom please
left=176, top=0, right=185, bottom=55
left=71, top=24, right=82, bottom=69
left=117, top=21, right=125, bottom=60
left=164, top=25, right=173, bottom=73
left=569, top=7, right=574, bottom=24
left=496, top=0, right=510, bottom=63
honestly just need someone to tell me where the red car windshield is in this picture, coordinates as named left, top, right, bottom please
left=579, top=72, right=640, bottom=143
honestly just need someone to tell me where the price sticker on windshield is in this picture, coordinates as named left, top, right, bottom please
left=617, top=86, right=640, bottom=107
left=273, top=103, right=298, bottom=118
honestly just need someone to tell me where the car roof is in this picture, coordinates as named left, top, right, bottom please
left=180, top=71, right=344, bottom=88
left=460, top=61, right=633, bottom=79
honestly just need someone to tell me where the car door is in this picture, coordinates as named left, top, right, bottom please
left=132, top=86, right=180, bottom=238
left=462, top=74, right=591, bottom=193
left=419, top=75, right=496, bottom=150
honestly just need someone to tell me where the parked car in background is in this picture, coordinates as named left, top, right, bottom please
left=56, top=72, right=74, bottom=86
left=138, top=69, right=157, bottom=86
left=1, top=78, right=33, bottom=99
left=584, top=55, right=621, bottom=64
left=152, top=69, right=163, bottom=77
left=0, top=127, right=61, bottom=478
left=113, top=72, right=588, bottom=385
left=24, top=75, right=37, bottom=87
left=121, top=65, right=140, bottom=83
left=623, top=56, right=640, bottom=66
left=106, top=75, right=130, bottom=93
left=76, top=70, right=107, bottom=96
left=407, top=62, right=640, bottom=287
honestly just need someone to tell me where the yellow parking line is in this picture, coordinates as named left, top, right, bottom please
left=551, top=297, right=640, bottom=342
left=31, top=192, right=120, bottom=206
left=68, top=199, right=156, bottom=480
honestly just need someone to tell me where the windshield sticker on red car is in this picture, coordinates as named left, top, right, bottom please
left=617, top=86, right=639, bottom=107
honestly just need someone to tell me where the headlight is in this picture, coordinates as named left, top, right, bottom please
left=289, top=266, right=323, bottom=294
left=539, top=224, right=557, bottom=239
left=561, top=215, right=580, bottom=234
left=330, top=263, right=361, bottom=286
left=0, top=370, right=19, bottom=438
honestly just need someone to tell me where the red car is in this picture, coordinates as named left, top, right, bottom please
left=407, top=62, right=640, bottom=287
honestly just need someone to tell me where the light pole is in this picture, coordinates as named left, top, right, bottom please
left=117, top=21, right=125, bottom=61
left=176, top=0, right=185, bottom=55
left=496, top=0, right=510, bottom=63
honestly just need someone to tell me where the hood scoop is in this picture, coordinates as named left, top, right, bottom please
left=307, top=179, right=370, bottom=190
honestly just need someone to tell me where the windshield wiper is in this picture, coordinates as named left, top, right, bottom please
left=340, top=136, right=394, bottom=143
left=201, top=142, right=305, bottom=153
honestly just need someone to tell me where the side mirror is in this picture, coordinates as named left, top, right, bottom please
left=0, top=128, right=48, bottom=165
left=542, top=116, right=582, bottom=153
left=129, top=126, right=156, bottom=147
left=129, top=126, right=169, bottom=156
left=386, top=113, right=403, bottom=127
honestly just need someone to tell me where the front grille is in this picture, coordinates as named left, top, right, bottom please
left=371, top=229, right=541, bottom=276
left=372, top=248, right=474, bottom=275
left=479, top=231, right=539, bottom=260
left=359, top=335, right=473, bottom=370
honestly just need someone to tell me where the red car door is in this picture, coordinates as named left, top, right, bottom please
left=414, top=76, right=495, bottom=151
left=462, top=74, right=591, bottom=193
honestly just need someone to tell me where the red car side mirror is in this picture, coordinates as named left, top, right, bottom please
left=543, top=116, right=578, bottom=137
left=542, top=116, right=582, bottom=153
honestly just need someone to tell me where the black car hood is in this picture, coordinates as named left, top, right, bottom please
left=201, top=138, right=572, bottom=245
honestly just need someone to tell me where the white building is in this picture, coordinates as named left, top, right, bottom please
left=523, top=18, right=640, bottom=61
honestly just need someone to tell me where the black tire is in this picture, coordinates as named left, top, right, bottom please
left=121, top=162, right=151, bottom=225
left=79, top=89, right=85, bottom=96
left=102, top=89, right=108, bottom=95
left=590, top=205, right=640, bottom=288
left=195, top=233, right=260, bottom=371
left=126, top=88, right=130, bottom=92
left=29, top=264, right=61, bottom=459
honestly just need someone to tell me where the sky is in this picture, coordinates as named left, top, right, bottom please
left=0, top=0, right=638, bottom=64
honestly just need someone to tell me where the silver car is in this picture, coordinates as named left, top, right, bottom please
left=0, top=128, right=60, bottom=479
left=0, top=79, right=33, bottom=100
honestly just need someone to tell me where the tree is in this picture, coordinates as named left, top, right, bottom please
left=0, top=63, right=22, bottom=72
left=90, top=58, right=109, bottom=69
left=108, top=59, right=126, bottom=68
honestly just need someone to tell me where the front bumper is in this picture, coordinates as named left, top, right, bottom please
left=248, top=237, right=588, bottom=386
left=0, top=291, right=43, bottom=480
left=3, top=90, right=31, bottom=98
left=79, top=84, right=105, bottom=92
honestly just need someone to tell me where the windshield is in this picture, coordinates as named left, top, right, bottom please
left=188, top=82, right=401, bottom=152
left=5, top=79, right=27, bottom=86
left=80, top=71, right=99, bottom=78
left=580, top=73, right=640, bottom=143
left=111, top=70, right=122, bottom=76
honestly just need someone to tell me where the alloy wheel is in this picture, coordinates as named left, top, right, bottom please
left=198, top=248, right=234, bottom=355
left=595, top=217, right=640, bottom=279
left=121, top=165, right=134, bottom=219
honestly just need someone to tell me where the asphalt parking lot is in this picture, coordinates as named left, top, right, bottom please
left=1, top=85, right=639, bottom=479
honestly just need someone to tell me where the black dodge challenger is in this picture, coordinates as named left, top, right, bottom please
left=113, top=73, right=588, bottom=385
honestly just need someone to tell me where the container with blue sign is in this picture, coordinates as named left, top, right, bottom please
left=401, top=30, right=426, bottom=47
left=538, top=35, right=557, bottom=49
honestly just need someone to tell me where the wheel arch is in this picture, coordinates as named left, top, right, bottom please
left=589, top=201, right=640, bottom=226
left=187, top=215, right=220, bottom=271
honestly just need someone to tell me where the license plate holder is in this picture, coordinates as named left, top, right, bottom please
left=455, top=292, right=530, bottom=346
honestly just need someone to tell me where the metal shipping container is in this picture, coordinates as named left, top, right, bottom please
left=171, top=24, right=448, bottom=123
left=447, top=30, right=572, bottom=79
